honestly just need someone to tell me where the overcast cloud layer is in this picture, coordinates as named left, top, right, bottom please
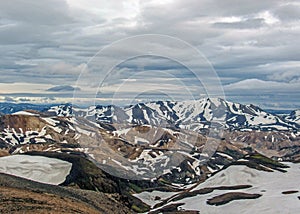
left=0, top=0, right=299, bottom=109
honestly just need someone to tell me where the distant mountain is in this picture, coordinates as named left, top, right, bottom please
left=47, top=98, right=299, bottom=132
left=46, top=85, right=80, bottom=92
left=1, top=99, right=298, bottom=133
left=0, top=103, right=53, bottom=115
left=264, top=109, right=293, bottom=115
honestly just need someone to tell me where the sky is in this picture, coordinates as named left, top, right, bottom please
left=0, top=0, right=299, bottom=109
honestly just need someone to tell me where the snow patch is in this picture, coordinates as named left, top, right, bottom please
left=0, top=155, right=72, bottom=185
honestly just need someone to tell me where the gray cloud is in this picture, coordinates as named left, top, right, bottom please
left=213, top=18, right=265, bottom=29
left=273, top=2, right=300, bottom=22
left=0, top=0, right=73, bottom=25
left=0, top=0, right=299, bottom=108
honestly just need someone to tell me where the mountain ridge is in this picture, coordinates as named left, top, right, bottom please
left=44, top=98, right=300, bottom=132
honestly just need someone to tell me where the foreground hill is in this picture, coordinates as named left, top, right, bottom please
left=0, top=171, right=132, bottom=214
left=0, top=152, right=158, bottom=213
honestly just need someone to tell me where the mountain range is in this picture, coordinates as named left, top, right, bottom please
left=1, top=98, right=299, bottom=131
left=44, top=98, right=300, bottom=131
left=0, top=98, right=299, bottom=213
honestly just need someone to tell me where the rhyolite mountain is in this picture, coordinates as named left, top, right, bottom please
left=0, top=99, right=299, bottom=213
left=0, top=98, right=299, bottom=183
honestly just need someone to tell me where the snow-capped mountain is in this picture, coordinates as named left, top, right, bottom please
left=46, top=98, right=299, bottom=132
left=284, top=109, right=300, bottom=125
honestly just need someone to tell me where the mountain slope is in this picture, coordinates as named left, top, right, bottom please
left=136, top=161, right=300, bottom=214
left=0, top=172, right=132, bottom=214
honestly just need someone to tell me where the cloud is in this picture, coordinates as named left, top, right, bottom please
left=273, top=2, right=300, bottom=22
left=224, top=78, right=300, bottom=109
left=224, top=78, right=300, bottom=107
left=225, top=78, right=300, bottom=91
left=0, top=0, right=299, bottom=108
left=44, top=62, right=87, bottom=75
left=213, top=18, right=265, bottom=29
left=0, top=0, right=73, bottom=25
left=267, top=70, right=300, bottom=83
